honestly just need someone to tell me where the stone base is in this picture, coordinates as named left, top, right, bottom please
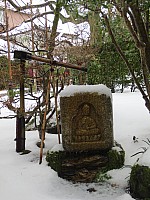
left=46, top=142, right=125, bottom=183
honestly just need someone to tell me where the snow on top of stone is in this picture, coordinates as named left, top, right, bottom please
left=60, top=84, right=112, bottom=97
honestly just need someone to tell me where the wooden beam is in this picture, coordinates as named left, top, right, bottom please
left=14, top=50, right=87, bottom=72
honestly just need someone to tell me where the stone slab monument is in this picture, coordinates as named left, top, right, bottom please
left=46, top=84, right=125, bottom=183
left=60, top=84, right=113, bottom=152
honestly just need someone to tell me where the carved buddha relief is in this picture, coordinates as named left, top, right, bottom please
left=72, top=103, right=102, bottom=142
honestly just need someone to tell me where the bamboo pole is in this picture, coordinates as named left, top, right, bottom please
left=4, top=0, right=12, bottom=80
left=30, top=0, right=37, bottom=92
left=30, top=0, right=34, bottom=53
left=4, top=0, right=13, bottom=103
left=45, top=5, right=48, bottom=52
left=39, top=70, right=51, bottom=164
left=52, top=70, right=61, bottom=144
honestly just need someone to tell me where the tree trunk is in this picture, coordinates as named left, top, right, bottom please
left=48, top=0, right=61, bottom=58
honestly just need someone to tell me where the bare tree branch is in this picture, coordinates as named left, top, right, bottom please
left=25, top=11, right=54, bottom=23
left=7, top=0, right=55, bottom=12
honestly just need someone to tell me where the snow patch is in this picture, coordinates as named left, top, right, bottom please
left=60, top=84, right=112, bottom=98
left=51, top=144, right=64, bottom=152
left=138, top=147, right=150, bottom=167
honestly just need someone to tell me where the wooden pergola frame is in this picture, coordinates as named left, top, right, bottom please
left=14, top=50, right=87, bottom=159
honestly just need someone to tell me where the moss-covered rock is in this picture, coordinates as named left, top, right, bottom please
left=130, top=164, right=150, bottom=199
left=46, top=150, right=66, bottom=173
left=107, top=147, right=125, bottom=170
left=94, top=146, right=125, bottom=182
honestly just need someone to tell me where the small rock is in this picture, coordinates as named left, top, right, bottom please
left=36, top=141, right=45, bottom=148
left=87, top=188, right=97, bottom=193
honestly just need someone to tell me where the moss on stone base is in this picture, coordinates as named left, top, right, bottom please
left=46, top=143, right=125, bottom=183
left=130, top=164, right=150, bottom=199
left=46, top=150, right=66, bottom=173
left=107, top=148, right=125, bottom=170
left=94, top=147, right=125, bottom=182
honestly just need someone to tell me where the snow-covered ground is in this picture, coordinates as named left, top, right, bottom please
left=0, top=89, right=150, bottom=200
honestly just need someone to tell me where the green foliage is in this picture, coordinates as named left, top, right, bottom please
left=46, top=150, right=65, bottom=173
left=87, top=46, right=130, bottom=92
left=95, top=172, right=111, bottom=182
left=7, top=89, right=16, bottom=99
left=87, top=15, right=142, bottom=92
left=94, top=146, right=125, bottom=182
left=0, top=56, right=8, bottom=90
left=108, top=149, right=125, bottom=170
left=88, top=11, right=102, bottom=47
left=130, top=164, right=150, bottom=199
left=46, top=142, right=125, bottom=183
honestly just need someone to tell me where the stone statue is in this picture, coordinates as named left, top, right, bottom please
left=76, top=104, right=100, bottom=136
left=60, top=85, right=113, bottom=151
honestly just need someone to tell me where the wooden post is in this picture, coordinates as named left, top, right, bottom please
left=16, top=60, right=26, bottom=152
left=16, top=112, right=25, bottom=152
